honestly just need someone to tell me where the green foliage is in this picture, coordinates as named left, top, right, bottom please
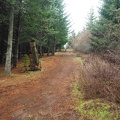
left=89, top=0, right=120, bottom=52
left=19, top=0, right=69, bottom=48
left=77, top=100, right=117, bottom=120
left=73, top=84, right=119, bottom=120
left=23, top=54, right=30, bottom=71
left=1, top=0, right=69, bottom=58
left=86, top=8, right=96, bottom=32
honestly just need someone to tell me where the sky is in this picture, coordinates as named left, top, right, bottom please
left=64, top=0, right=101, bottom=34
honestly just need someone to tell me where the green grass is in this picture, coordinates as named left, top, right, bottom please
left=73, top=83, right=119, bottom=120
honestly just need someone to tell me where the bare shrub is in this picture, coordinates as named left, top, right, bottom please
left=79, top=54, right=120, bottom=104
left=102, top=50, right=120, bottom=65
left=71, top=30, right=92, bottom=53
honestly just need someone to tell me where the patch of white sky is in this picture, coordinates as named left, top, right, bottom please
left=63, top=0, right=102, bottom=34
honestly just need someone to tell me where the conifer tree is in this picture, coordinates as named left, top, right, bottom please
left=90, top=0, right=120, bottom=52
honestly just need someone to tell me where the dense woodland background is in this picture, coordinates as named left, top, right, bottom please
left=0, top=0, right=69, bottom=73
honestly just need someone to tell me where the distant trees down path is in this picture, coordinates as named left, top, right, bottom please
left=0, top=0, right=69, bottom=74
left=70, top=0, right=120, bottom=54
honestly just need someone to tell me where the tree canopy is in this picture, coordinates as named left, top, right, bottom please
left=0, top=0, right=69, bottom=73
left=88, top=0, right=120, bottom=52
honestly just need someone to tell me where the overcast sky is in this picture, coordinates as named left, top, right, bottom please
left=64, top=0, right=101, bottom=34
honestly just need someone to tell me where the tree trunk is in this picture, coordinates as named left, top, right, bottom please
left=59, top=44, right=62, bottom=52
left=13, top=0, right=22, bottom=68
left=52, top=35, right=56, bottom=56
left=39, top=31, right=43, bottom=58
left=4, top=5, right=14, bottom=74
left=39, top=45, right=42, bottom=58
left=42, top=46, right=44, bottom=56
left=0, top=20, right=8, bottom=64
left=47, top=40, right=50, bottom=56
left=0, top=22, right=4, bottom=64
left=0, top=39, right=5, bottom=64
left=13, top=10, right=21, bottom=68
left=30, top=41, right=40, bottom=70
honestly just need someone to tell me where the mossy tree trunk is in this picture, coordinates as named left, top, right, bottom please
left=30, top=41, right=41, bottom=70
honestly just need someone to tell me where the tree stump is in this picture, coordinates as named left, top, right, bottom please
left=30, top=41, right=41, bottom=71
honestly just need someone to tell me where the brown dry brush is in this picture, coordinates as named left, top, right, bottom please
left=79, top=54, right=120, bottom=104
left=102, top=50, right=120, bottom=65
left=71, top=30, right=92, bottom=53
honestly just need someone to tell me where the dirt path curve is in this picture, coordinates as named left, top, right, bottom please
left=0, top=51, right=79, bottom=120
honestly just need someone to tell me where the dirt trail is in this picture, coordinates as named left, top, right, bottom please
left=0, top=51, right=79, bottom=120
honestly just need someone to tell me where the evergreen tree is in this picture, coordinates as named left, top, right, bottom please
left=90, top=0, right=120, bottom=52
left=86, top=8, right=96, bottom=32
left=0, top=0, right=69, bottom=73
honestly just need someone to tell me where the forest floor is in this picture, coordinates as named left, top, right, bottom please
left=0, top=51, right=80, bottom=120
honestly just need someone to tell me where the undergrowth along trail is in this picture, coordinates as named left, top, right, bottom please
left=74, top=53, right=120, bottom=120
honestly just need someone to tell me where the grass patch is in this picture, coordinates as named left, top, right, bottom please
left=73, top=83, right=119, bottom=120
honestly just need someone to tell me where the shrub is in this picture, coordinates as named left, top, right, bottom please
left=71, top=30, right=92, bottom=53
left=75, top=53, right=120, bottom=120
left=102, top=50, right=120, bottom=65
left=78, top=53, right=120, bottom=104
left=23, top=54, right=30, bottom=72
